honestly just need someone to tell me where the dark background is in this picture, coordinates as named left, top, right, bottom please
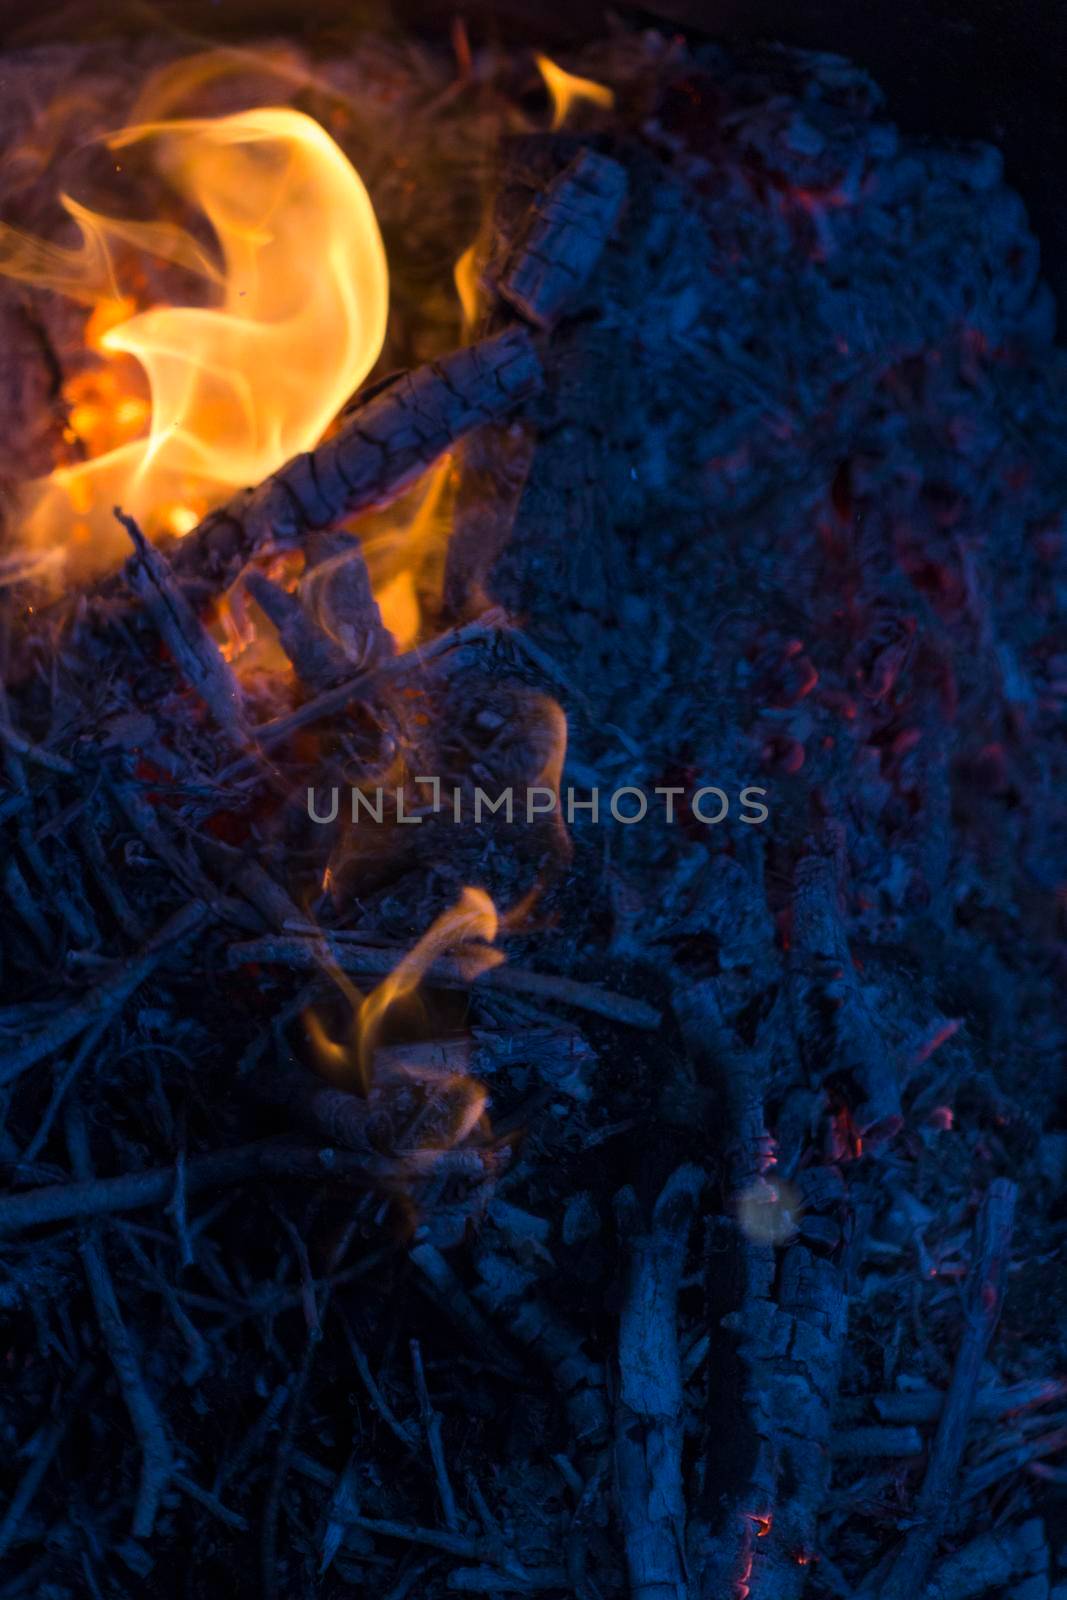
left=2, top=0, right=1066, bottom=320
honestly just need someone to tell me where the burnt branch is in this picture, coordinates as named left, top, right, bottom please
left=920, top=1519, right=1047, bottom=1600
left=164, top=328, right=542, bottom=601
left=118, top=510, right=248, bottom=739
left=227, top=934, right=661, bottom=1027
left=789, top=848, right=903, bottom=1141
left=0, top=1140, right=484, bottom=1238
left=872, top=1179, right=1019, bottom=1600
left=614, top=1165, right=704, bottom=1600
left=66, top=1103, right=173, bottom=1539
left=242, top=569, right=359, bottom=692
left=0, top=901, right=209, bottom=1089
left=494, top=149, right=628, bottom=329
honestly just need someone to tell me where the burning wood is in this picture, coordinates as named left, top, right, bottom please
left=227, top=932, right=662, bottom=1027
left=166, top=326, right=542, bottom=603
left=241, top=569, right=361, bottom=692
left=0, top=21, right=1063, bottom=1600
left=119, top=511, right=249, bottom=738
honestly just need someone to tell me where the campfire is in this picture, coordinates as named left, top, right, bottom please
left=0, top=15, right=1065, bottom=1600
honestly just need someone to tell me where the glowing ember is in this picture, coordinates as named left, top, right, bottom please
left=534, top=53, right=614, bottom=129
left=0, top=106, right=388, bottom=577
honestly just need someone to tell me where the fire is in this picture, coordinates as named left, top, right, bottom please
left=306, top=887, right=504, bottom=1093
left=302, top=890, right=507, bottom=1238
left=1, top=106, right=388, bottom=577
left=374, top=570, right=420, bottom=650
left=529, top=692, right=573, bottom=862
left=357, top=887, right=502, bottom=1082
left=534, top=54, right=614, bottom=129
left=453, top=241, right=481, bottom=329
left=352, top=455, right=455, bottom=652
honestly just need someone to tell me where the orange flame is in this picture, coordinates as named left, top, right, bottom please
left=1, top=107, right=388, bottom=577
left=534, top=54, right=614, bottom=129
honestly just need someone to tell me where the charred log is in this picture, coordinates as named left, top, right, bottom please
left=166, top=328, right=542, bottom=604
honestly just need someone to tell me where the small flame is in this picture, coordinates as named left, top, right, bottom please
left=355, top=453, right=454, bottom=650
left=1, top=106, right=388, bottom=577
left=375, top=570, right=420, bottom=649
left=358, top=886, right=502, bottom=1082
left=305, top=887, right=503, bottom=1094
left=534, top=54, right=614, bottom=129
left=453, top=241, right=481, bottom=329
left=530, top=692, right=572, bottom=862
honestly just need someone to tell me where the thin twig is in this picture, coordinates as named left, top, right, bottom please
left=172, top=1471, right=249, bottom=1532
left=22, top=1019, right=110, bottom=1164
left=0, top=722, right=76, bottom=776
left=227, top=934, right=661, bottom=1029
left=262, top=1294, right=328, bottom=1600
left=66, top=1104, right=173, bottom=1539
left=0, top=1407, right=72, bottom=1562
left=339, top=1315, right=417, bottom=1450
left=0, top=1140, right=443, bottom=1236
left=0, top=900, right=210, bottom=1088
left=410, top=1338, right=459, bottom=1530
left=117, top=508, right=248, bottom=740
left=342, top=1516, right=494, bottom=1561
left=613, top=1165, right=705, bottom=1600
left=215, top=612, right=505, bottom=781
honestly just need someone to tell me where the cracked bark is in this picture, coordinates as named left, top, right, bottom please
left=614, top=1165, right=705, bottom=1600
left=161, top=327, right=542, bottom=603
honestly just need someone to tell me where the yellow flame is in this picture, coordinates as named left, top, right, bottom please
left=453, top=241, right=480, bottom=329
left=357, top=886, right=502, bottom=1082
left=530, top=693, right=573, bottom=863
left=126, top=44, right=318, bottom=128
left=1, top=107, right=388, bottom=577
left=305, top=887, right=503, bottom=1094
left=304, top=1003, right=355, bottom=1079
left=534, top=53, right=614, bottom=129
left=303, top=935, right=372, bottom=1084
left=356, top=453, right=454, bottom=650
left=375, top=570, right=420, bottom=649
